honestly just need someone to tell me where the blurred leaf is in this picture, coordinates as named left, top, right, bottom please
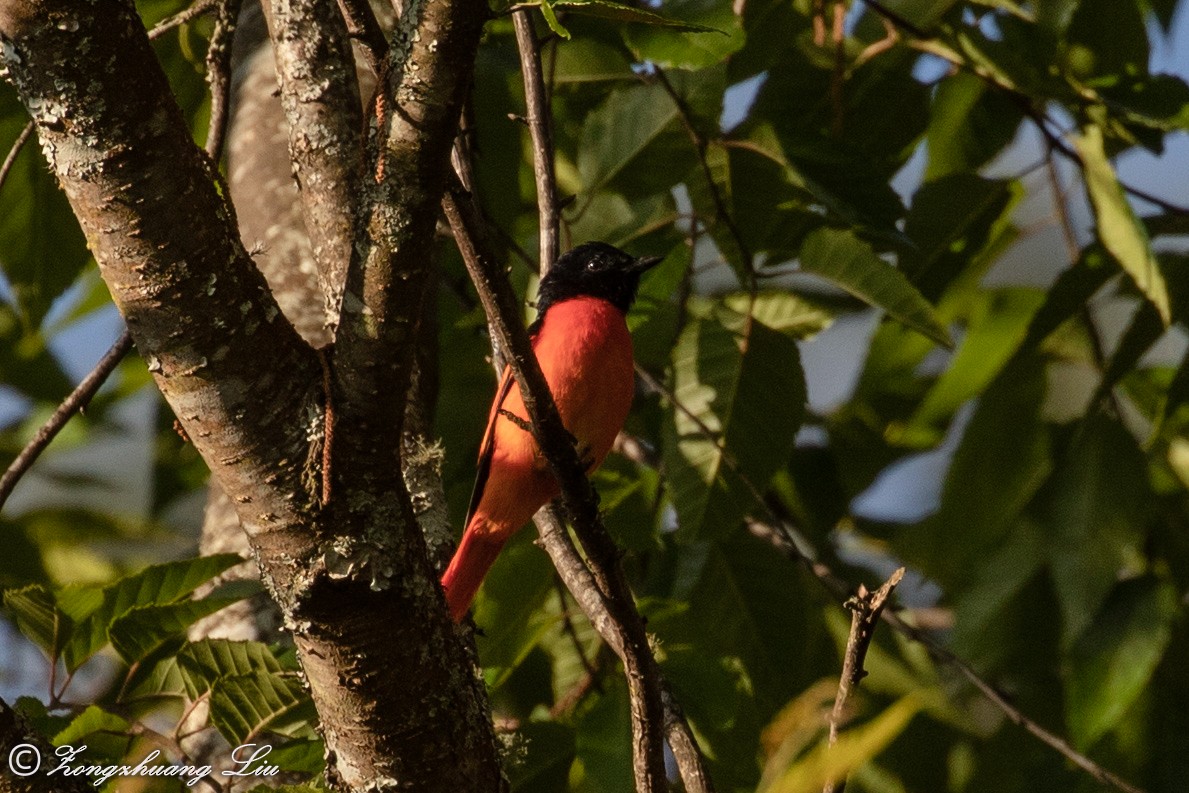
left=903, top=175, right=1022, bottom=303
left=210, top=671, right=315, bottom=745
left=621, top=0, right=742, bottom=68
left=265, top=738, right=326, bottom=774
left=63, top=553, right=242, bottom=671
left=554, top=0, right=725, bottom=32
left=799, top=228, right=952, bottom=347
left=578, top=82, right=684, bottom=194
left=572, top=678, right=635, bottom=792
left=1074, top=123, right=1170, bottom=323
left=0, top=303, right=73, bottom=401
left=925, top=73, right=1024, bottom=180
left=508, top=721, right=576, bottom=792
left=551, top=37, right=635, bottom=83
left=663, top=299, right=806, bottom=539
left=1066, top=576, right=1179, bottom=747
left=761, top=695, right=922, bottom=793
left=1020, top=248, right=1115, bottom=350
left=896, top=357, right=1051, bottom=588
left=912, top=288, right=1044, bottom=427
left=474, top=533, right=556, bottom=688
left=108, top=596, right=244, bottom=664
left=178, top=638, right=284, bottom=700
left=0, top=96, right=91, bottom=328
left=1090, top=299, right=1164, bottom=406
left=1, top=585, right=72, bottom=660
left=1063, top=0, right=1148, bottom=84
left=1042, top=416, right=1150, bottom=647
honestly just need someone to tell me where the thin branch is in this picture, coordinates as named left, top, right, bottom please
left=265, top=0, right=364, bottom=328
left=337, top=0, right=390, bottom=74
left=203, top=0, right=242, bottom=162
left=0, top=331, right=133, bottom=513
left=512, top=10, right=560, bottom=271
left=824, top=568, right=905, bottom=793
left=147, top=0, right=221, bottom=39
left=0, top=120, right=34, bottom=195
left=442, top=180, right=677, bottom=793
left=652, top=67, right=755, bottom=287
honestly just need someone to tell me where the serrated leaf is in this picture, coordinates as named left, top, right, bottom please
left=109, top=596, right=243, bottom=664
left=124, top=655, right=188, bottom=701
left=52, top=705, right=130, bottom=747
left=209, top=672, right=314, bottom=745
left=1074, top=123, right=1170, bottom=323
left=663, top=300, right=806, bottom=539
left=63, top=553, right=242, bottom=671
left=1066, top=576, right=1178, bottom=747
left=265, top=738, right=326, bottom=774
left=1, top=585, right=72, bottom=660
left=177, top=639, right=284, bottom=700
left=798, top=228, right=952, bottom=347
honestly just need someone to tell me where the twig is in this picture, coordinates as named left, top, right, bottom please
left=0, top=121, right=34, bottom=195
left=203, top=0, right=242, bottom=162
left=337, top=0, right=390, bottom=73
left=652, top=67, right=755, bottom=287
left=555, top=576, right=599, bottom=680
left=0, top=330, right=133, bottom=513
left=512, top=10, right=560, bottom=272
left=442, top=179, right=679, bottom=793
left=823, top=568, right=905, bottom=793
left=147, top=0, right=221, bottom=39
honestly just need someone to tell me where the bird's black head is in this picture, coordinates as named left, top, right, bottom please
left=535, top=242, right=663, bottom=317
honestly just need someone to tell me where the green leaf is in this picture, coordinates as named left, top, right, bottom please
left=763, top=695, right=922, bottom=793
left=895, top=357, right=1051, bottom=589
left=474, top=534, right=556, bottom=688
left=1073, top=123, right=1170, bottom=323
left=52, top=705, right=130, bottom=747
left=1063, top=0, right=1148, bottom=83
left=798, top=228, right=952, bottom=347
left=63, top=553, right=242, bottom=671
left=265, top=738, right=326, bottom=774
left=1042, top=416, right=1150, bottom=647
left=551, top=38, right=635, bottom=84
left=1066, top=576, right=1179, bottom=747
left=912, top=288, right=1044, bottom=427
left=620, top=0, right=741, bottom=69
left=108, top=596, right=244, bottom=664
left=508, top=722, right=576, bottom=792
left=1020, top=248, right=1116, bottom=350
left=209, top=671, right=315, bottom=745
left=577, top=82, right=686, bottom=195
left=663, top=299, right=806, bottom=539
left=0, top=99, right=91, bottom=328
left=553, top=0, right=724, bottom=32
left=925, top=72, right=1024, bottom=180
left=572, top=677, right=633, bottom=792
left=177, top=639, right=285, bottom=700
left=1, top=585, right=72, bottom=660
left=903, top=175, right=1022, bottom=302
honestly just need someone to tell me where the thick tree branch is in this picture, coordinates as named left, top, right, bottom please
left=511, top=10, right=559, bottom=270
left=330, top=0, right=489, bottom=495
left=823, top=568, right=904, bottom=793
left=1, top=4, right=501, bottom=790
left=265, top=0, right=364, bottom=327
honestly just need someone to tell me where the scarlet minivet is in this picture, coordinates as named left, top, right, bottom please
left=441, top=242, right=662, bottom=621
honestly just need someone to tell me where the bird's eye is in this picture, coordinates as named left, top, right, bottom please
left=586, top=260, right=600, bottom=272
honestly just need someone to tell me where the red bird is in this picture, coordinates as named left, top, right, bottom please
left=441, top=242, right=662, bottom=622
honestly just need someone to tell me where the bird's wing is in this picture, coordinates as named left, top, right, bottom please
left=462, top=362, right=518, bottom=529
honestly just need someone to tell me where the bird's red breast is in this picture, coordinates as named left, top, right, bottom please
left=441, top=296, right=636, bottom=620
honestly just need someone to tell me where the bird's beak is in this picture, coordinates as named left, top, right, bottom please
left=632, top=255, right=664, bottom=273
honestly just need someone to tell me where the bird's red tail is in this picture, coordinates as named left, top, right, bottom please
left=441, top=528, right=506, bottom=622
